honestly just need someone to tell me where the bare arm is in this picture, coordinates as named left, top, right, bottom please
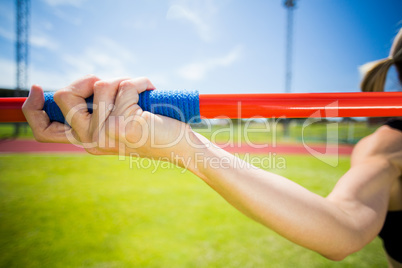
left=23, top=76, right=402, bottom=261
left=180, top=128, right=401, bottom=260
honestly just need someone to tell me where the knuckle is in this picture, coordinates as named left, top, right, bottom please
left=53, top=89, right=70, bottom=104
left=94, top=81, right=108, bottom=93
left=137, top=76, right=150, bottom=83
left=119, top=79, right=144, bottom=95
left=33, top=132, right=47, bottom=143
left=85, top=74, right=100, bottom=82
left=119, top=80, right=132, bottom=90
left=142, top=77, right=151, bottom=84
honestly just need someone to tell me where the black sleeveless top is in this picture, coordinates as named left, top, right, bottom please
left=378, top=119, right=402, bottom=263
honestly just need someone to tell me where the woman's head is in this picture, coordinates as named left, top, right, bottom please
left=361, top=28, right=402, bottom=92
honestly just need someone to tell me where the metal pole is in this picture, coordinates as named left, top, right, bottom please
left=2, top=92, right=402, bottom=122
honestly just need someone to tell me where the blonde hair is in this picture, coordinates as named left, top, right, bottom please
left=360, top=28, right=402, bottom=92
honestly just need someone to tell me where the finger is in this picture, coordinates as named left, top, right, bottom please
left=53, top=74, right=100, bottom=136
left=22, top=85, right=71, bottom=143
left=91, top=77, right=130, bottom=131
left=113, top=77, right=156, bottom=116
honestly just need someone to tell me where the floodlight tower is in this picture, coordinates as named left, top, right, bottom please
left=16, top=0, right=30, bottom=94
left=284, top=0, right=296, bottom=93
left=12, top=0, right=30, bottom=139
left=282, top=0, right=297, bottom=138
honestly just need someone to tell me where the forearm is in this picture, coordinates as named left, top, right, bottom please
left=180, top=132, right=360, bottom=259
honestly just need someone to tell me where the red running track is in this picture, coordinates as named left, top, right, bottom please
left=0, top=139, right=354, bottom=155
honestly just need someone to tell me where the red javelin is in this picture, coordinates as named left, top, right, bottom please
left=1, top=91, right=402, bottom=123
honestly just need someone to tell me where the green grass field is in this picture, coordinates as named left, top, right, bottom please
left=0, top=120, right=379, bottom=144
left=0, top=123, right=33, bottom=139
left=194, top=120, right=379, bottom=145
left=0, top=153, right=387, bottom=267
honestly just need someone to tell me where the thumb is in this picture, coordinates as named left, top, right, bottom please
left=23, top=84, right=45, bottom=111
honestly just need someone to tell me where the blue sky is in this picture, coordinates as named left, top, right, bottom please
left=0, top=0, right=401, bottom=94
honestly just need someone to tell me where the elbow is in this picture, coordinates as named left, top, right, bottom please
left=317, top=199, right=377, bottom=261
left=318, top=235, right=367, bottom=261
left=320, top=247, right=358, bottom=262
left=322, top=252, right=350, bottom=262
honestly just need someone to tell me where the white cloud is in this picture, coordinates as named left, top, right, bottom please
left=96, top=37, right=135, bottom=63
left=130, top=19, right=158, bottom=30
left=166, top=4, right=212, bottom=42
left=30, top=35, right=59, bottom=50
left=0, top=25, right=59, bottom=51
left=42, top=21, right=54, bottom=31
left=0, top=58, right=15, bottom=88
left=58, top=36, right=138, bottom=83
left=0, top=56, right=69, bottom=90
left=30, top=67, right=73, bottom=91
left=166, top=0, right=229, bottom=42
left=146, top=73, right=170, bottom=88
left=42, top=0, right=86, bottom=7
left=0, top=3, right=14, bottom=22
left=178, top=45, right=242, bottom=80
left=53, top=9, right=82, bottom=25
left=0, top=36, right=139, bottom=90
left=0, top=27, right=14, bottom=42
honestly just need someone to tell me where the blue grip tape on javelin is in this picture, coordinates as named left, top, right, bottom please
left=43, top=90, right=201, bottom=124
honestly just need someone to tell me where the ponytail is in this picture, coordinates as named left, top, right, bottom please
left=360, top=28, right=402, bottom=92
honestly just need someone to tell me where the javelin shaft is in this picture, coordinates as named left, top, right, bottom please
left=0, top=97, right=27, bottom=122
left=199, top=92, right=402, bottom=118
left=1, top=92, right=402, bottom=123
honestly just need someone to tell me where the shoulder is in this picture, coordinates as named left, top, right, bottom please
left=352, top=124, right=402, bottom=168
